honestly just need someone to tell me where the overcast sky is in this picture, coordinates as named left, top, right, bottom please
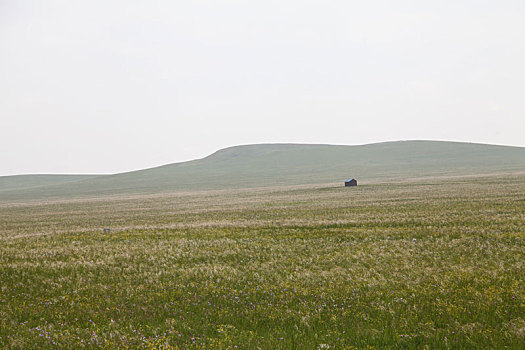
left=1, top=0, right=524, bottom=175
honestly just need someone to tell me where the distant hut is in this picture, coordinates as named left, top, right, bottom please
left=345, top=179, right=357, bottom=187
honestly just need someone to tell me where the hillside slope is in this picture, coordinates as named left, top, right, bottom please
left=2, top=141, right=525, bottom=201
left=0, top=174, right=100, bottom=192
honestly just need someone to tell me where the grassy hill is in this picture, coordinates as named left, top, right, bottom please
left=2, top=140, right=525, bottom=201
left=0, top=174, right=100, bottom=192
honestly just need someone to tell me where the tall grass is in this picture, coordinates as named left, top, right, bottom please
left=0, top=176, right=524, bottom=348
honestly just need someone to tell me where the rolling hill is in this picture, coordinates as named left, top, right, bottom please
left=2, top=140, right=525, bottom=201
left=0, top=174, right=101, bottom=192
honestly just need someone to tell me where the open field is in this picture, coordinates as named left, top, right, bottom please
left=1, top=175, right=524, bottom=349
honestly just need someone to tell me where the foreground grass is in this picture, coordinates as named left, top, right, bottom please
left=0, top=176, right=524, bottom=349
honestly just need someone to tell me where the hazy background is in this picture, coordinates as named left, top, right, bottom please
left=1, top=0, right=524, bottom=176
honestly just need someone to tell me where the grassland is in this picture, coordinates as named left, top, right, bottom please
left=0, top=175, right=524, bottom=349
left=3, top=141, right=525, bottom=202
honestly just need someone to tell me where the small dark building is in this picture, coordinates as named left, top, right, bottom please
left=345, top=179, right=357, bottom=187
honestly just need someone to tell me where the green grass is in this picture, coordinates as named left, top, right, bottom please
left=3, top=140, right=525, bottom=201
left=0, top=175, right=524, bottom=348
left=0, top=175, right=100, bottom=192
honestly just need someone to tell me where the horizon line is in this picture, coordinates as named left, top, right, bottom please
left=2, top=139, right=524, bottom=178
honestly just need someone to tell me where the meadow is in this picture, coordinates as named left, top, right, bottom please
left=0, top=175, right=524, bottom=349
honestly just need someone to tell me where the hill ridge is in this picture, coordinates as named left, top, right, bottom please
left=2, top=140, right=525, bottom=201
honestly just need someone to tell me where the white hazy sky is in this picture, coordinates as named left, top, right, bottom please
left=1, top=0, right=524, bottom=175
